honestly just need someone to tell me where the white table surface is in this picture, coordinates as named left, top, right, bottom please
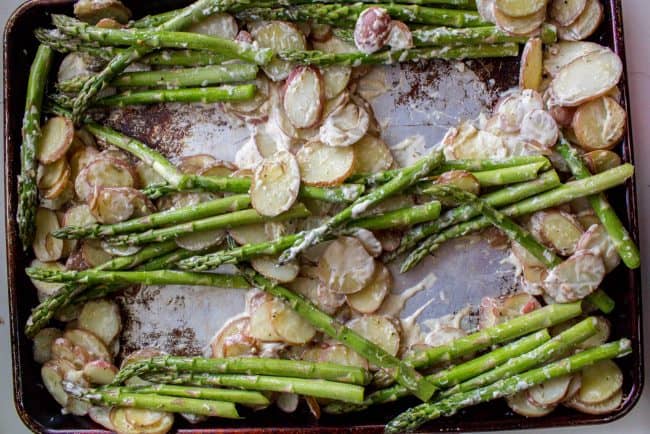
left=1, top=1, right=648, bottom=433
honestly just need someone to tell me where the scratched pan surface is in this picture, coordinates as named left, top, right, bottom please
left=3, top=1, right=642, bottom=433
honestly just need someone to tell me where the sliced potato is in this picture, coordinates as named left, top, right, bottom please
left=178, top=154, right=218, bottom=175
left=351, top=228, right=383, bottom=258
left=558, top=0, right=603, bottom=41
left=572, top=96, right=626, bottom=151
left=210, top=315, right=256, bottom=358
left=75, top=158, right=136, bottom=202
left=495, top=89, right=544, bottom=133
left=479, top=293, right=541, bottom=328
left=550, top=0, right=588, bottom=26
left=578, top=359, right=623, bottom=404
left=522, top=109, right=560, bottom=151
left=83, top=360, right=118, bottom=385
left=576, top=223, right=620, bottom=273
left=89, top=406, right=116, bottom=431
left=436, top=170, right=481, bottom=196
left=564, top=374, right=583, bottom=401
left=74, top=0, right=132, bottom=24
left=302, top=344, right=368, bottom=370
left=284, top=66, right=324, bottom=129
left=38, top=159, right=70, bottom=192
left=442, top=121, right=508, bottom=160
left=321, top=66, right=352, bottom=100
left=476, top=0, right=497, bottom=23
left=277, top=392, right=300, bottom=413
left=353, top=135, right=394, bottom=174
left=583, top=150, right=622, bottom=174
left=70, top=145, right=100, bottom=180
left=317, top=237, right=376, bottom=294
left=199, top=161, right=237, bottom=178
left=319, top=102, right=370, bottom=148
left=251, top=151, right=301, bottom=217
left=548, top=104, right=577, bottom=128
left=187, top=13, right=238, bottom=39
left=296, top=141, right=355, bottom=187
left=549, top=48, right=623, bottom=107
left=507, top=390, right=555, bottom=417
left=494, top=6, right=545, bottom=35
left=386, top=20, right=413, bottom=50
left=424, top=326, right=467, bottom=348
left=36, top=116, right=74, bottom=164
left=495, top=0, right=546, bottom=17
left=64, top=328, right=111, bottom=362
left=346, top=262, right=391, bottom=314
left=288, top=277, right=345, bottom=315
left=63, top=204, right=97, bottom=230
left=224, top=75, right=271, bottom=122
left=578, top=316, right=611, bottom=349
left=135, top=161, right=165, bottom=188
left=270, top=299, right=316, bottom=344
left=78, top=299, right=122, bottom=346
left=353, top=7, right=392, bottom=54
left=520, top=38, right=543, bottom=91
left=532, top=210, right=584, bottom=256
left=33, top=327, right=63, bottom=364
left=89, top=187, right=136, bottom=224
left=110, top=408, right=174, bottom=434
left=33, top=208, right=64, bottom=262
left=313, top=35, right=357, bottom=54
left=250, top=299, right=282, bottom=342
left=51, top=337, right=90, bottom=368
left=41, top=181, right=74, bottom=211
left=251, top=256, right=300, bottom=283
left=543, top=251, right=605, bottom=302
left=346, top=315, right=400, bottom=356
left=528, top=375, right=572, bottom=407
left=81, top=240, right=113, bottom=267
left=175, top=229, right=226, bottom=252
left=42, top=360, right=71, bottom=407
left=229, top=223, right=272, bottom=246
left=565, top=387, right=623, bottom=415
left=253, top=21, right=307, bottom=81
left=544, top=41, right=604, bottom=77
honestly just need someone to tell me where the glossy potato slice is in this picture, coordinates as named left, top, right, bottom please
left=253, top=21, right=307, bottom=81
left=251, top=151, right=301, bottom=217
left=520, top=38, right=543, bottom=91
left=346, top=315, right=400, bottom=356
left=572, top=96, right=626, bottom=151
left=495, top=0, right=546, bottom=17
left=550, top=0, right=588, bottom=26
left=36, top=116, right=75, bottom=164
left=577, top=359, right=623, bottom=404
left=558, top=0, right=604, bottom=41
left=317, top=237, right=376, bottom=294
left=346, top=262, right=391, bottom=314
left=296, top=141, right=355, bottom=186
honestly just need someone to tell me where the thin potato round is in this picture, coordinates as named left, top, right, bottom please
left=199, top=161, right=237, bottom=178
left=276, top=393, right=299, bottom=413
left=288, top=277, right=345, bottom=315
left=544, top=251, right=605, bottom=302
left=187, top=13, right=238, bottom=39
left=36, top=116, right=75, bottom=164
left=64, top=204, right=97, bottom=229
left=495, top=0, right=546, bottom=17
left=209, top=315, right=254, bottom=358
left=508, top=391, right=555, bottom=417
left=302, top=344, right=368, bottom=370
left=38, top=159, right=69, bottom=192
left=64, top=328, right=111, bottom=362
left=42, top=172, right=73, bottom=201
left=543, top=41, right=604, bottom=77
left=253, top=21, right=307, bottom=81
left=251, top=151, right=301, bottom=217
left=251, top=256, right=300, bottom=283
left=317, top=236, right=376, bottom=294
left=30, top=260, right=66, bottom=302
left=89, top=406, right=116, bottom=431
left=494, top=90, right=544, bottom=133
left=578, top=359, right=623, bottom=404
left=533, top=210, right=584, bottom=256
left=576, top=223, right=620, bottom=273
left=135, top=161, right=165, bottom=188
left=41, top=361, right=70, bottom=407
left=175, top=229, right=226, bottom=251
left=51, top=337, right=90, bottom=369
left=74, top=0, right=132, bottom=24
left=476, top=0, right=497, bottom=23
left=270, top=299, right=316, bottom=344
left=249, top=299, right=283, bottom=342
left=351, top=228, right=383, bottom=258
left=346, top=262, right=391, bottom=314
left=296, top=141, right=355, bottom=186
left=224, top=76, right=271, bottom=122
left=425, top=326, right=467, bottom=347
left=229, top=224, right=272, bottom=246
left=110, top=408, right=174, bottom=434
left=75, top=158, right=136, bottom=202
left=283, top=66, right=324, bottom=129
left=572, top=96, right=626, bottom=151
left=33, top=327, right=63, bottom=364
left=83, top=360, right=118, bottom=385
left=519, top=38, right=543, bottom=91
left=494, top=6, right=545, bottom=36
left=321, top=66, right=352, bottom=99
left=583, top=150, right=621, bottom=174
left=90, top=187, right=136, bottom=224
left=443, top=122, right=508, bottom=160
left=528, top=375, right=572, bottom=407
left=565, top=387, right=622, bottom=415
left=346, top=315, right=400, bottom=356
left=33, top=208, right=64, bottom=262
left=558, top=0, right=603, bottom=41
left=178, top=154, right=218, bottom=175
left=354, top=7, right=392, bottom=54
left=319, top=102, right=370, bottom=148
left=549, top=49, right=623, bottom=107
left=550, top=0, right=588, bottom=26
left=577, top=316, right=611, bottom=349
left=70, top=145, right=100, bottom=181
left=386, top=20, right=414, bottom=50
left=82, top=240, right=113, bottom=267
left=436, top=170, right=481, bottom=196
left=353, top=135, right=394, bottom=174
left=78, top=299, right=122, bottom=346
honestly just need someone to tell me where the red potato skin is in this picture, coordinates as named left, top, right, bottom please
left=354, top=7, right=392, bottom=54
left=39, top=117, right=75, bottom=164
left=236, top=30, right=253, bottom=44
left=283, top=65, right=325, bottom=129
left=387, top=21, right=414, bottom=50
left=548, top=104, right=576, bottom=128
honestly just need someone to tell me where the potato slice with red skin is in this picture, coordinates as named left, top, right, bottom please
left=83, top=360, right=118, bottom=385
left=479, top=293, right=541, bottom=328
left=210, top=315, right=257, bottom=358
left=531, top=210, right=584, bottom=256
left=70, top=145, right=100, bottom=181
left=302, top=344, right=369, bottom=370
left=251, top=151, right=301, bottom=217
left=321, top=66, right=352, bottom=100
left=576, top=223, right=620, bottom=273
left=36, top=116, right=75, bottom=164
left=283, top=66, right=324, bottom=129
left=38, top=159, right=70, bottom=192
left=176, top=228, right=226, bottom=252
left=33, top=208, right=64, bottom=262
left=347, top=262, right=391, bottom=314
left=75, top=158, right=136, bottom=202
left=78, top=299, right=122, bottom=346
left=42, top=360, right=73, bottom=407
left=347, top=315, right=400, bottom=356
left=495, top=89, right=544, bottom=133
left=74, top=0, right=132, bottom=24
left=224, top=76, right=271, bottom=123
left=178, top=154, right=218, bottom=175
left=558, top=0, right=604, bottom=41
left=33, top=328, right=63, bottom=364
left=249, top=299, right=283, bottom=342
left=81, top=240, right=113, bottom=267
left=320, top=102, right=370, bottom=148
left=51, top=337, right=91, bottom=369
left=253, top=21, right=307, bottom=81
left=495, top=0, right=546, bottom=18
left=353, top=135, right=394, bottom=174
left=110, top=408, right=174, bottom=434
left=544, top=251, right=605, bottom=302
left=519, top=38, right=543, bottom=91
left=494, top=7, right=545, bottom=35
left=251, top=256, right=300, bottom=283
left=288, top=277, right=345, bottom=315
left=549, top=49, right=623, bottom=107
left=89, top=406, right=116, bottom=431
left=572, top=96, right=626, bottom=151
left=583, top=150, right=621, bottom=174
left=436, top=170, right=481, bottom=196
left=543, top=41, right=604, bottom=78
left=89, top=187, right=135, bottom=224
left=386, top=21, right=414, bottom=50
left=565, top=387, right=623, bottom=415
left=187, top=13, right=238, bottom=39
left=296, top=141, right=355, bottom=187
left=548, top=104, right=576, bottom=128
left=354, top=7, right=392, bottom=54
left=64, top=328, right=112, bottom=362
left=507, top=390, right=556, bottom=417
left=317, top=236, right=376, bottom=295
left=270, top=299, right=316, bottom=345
left=550, top=0, right=588, bottom=26
left=443, top=122, right=508, bottom=160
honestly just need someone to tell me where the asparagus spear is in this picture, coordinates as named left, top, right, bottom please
left=123, top=384, right=270, bottom=406
left=247, top=272, right=436, bottom=402
left=52, top=15, right=273, bottom=65
left=385, top=339, right=632, bottom=433
left=24, top=241, right=179, bottom=338
left=346, top=201, right=441, bottom=231
left=54, top=194, right=251, bottom=239
left=278, top=151, right=444, bottom=263
left=57, top=64, right=260, bottom=92
left=18, top=45, right=54, bottom=250
left=402, top=164, right=635, bottom=271
left=143, top=50, right=229, bottom=67
left=556, top=139, right=640, bottom=269
left=140, top=372, right=366, bottom=403
left=237, top=4, right=487, bottom=28
left=469, top=162, right=548, bottom=187
left=67, top=0, right=237, bottom=123
left=325, top=329, right=552, bottom=414
left=105, top=204, right=310, bottom=246
left=34, top=28, right=127, bottom=61
left=94, top=84, right=256, bottom=107
left=112, top=356, right=371, bottom=386
left=279, top=43, right=519, bottom=67
left=65, top=385, right=241, bottom=418
left=373, top=301, right=583, bottom=387
left=389, top=170, right=561, bottom=261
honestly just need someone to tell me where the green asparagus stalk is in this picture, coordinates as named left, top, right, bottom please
left=25, top=241, right=179, bottom=337
left=123, top=384, right=270, bottom=406
left=389, top=170, right=561, bottom=261
left=54, top=194, right=251, bottom=239
left=385, top=339, right=632, bottom=433
left=105, top=204, right=310, bottom=246
left=278, top=151, right=444, bottom=263
left=65, top=385, right=241, bottom=418
left=25, top=268, right=251, bottom=288
left=440, top=317, right=600, bottom=398
left=247, top=272, right=436, bottom=402
left=94, top=84, right=256, bottom=107
left=140, top=372, right=365, bottom=403
left=325, top=329, right=552, bottom=414
left=237, top=3, right=487, bottom=28
left=402, top=164, right=635, bottom=271
left=142, top=50, right=229, bottom=67
left=470, top=162, right=548, bottom=187
left=346, top=201, right=441, bottom=231
left=68, top=0, right=238, bottom=123
left=58, top=64, right=260, bottom=92
left=34, top=28, right=127, bottom=61
left=556, top=139, right=640, bottom=269
left=112, top=356, right=371, bottom=386
left=279, top=43, right=519, bottom=67
left=18, top=45, right=54, bottom=250
left=52, top=15, right=273, bottom=65
left=373, top=301, right=583, bottom=387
